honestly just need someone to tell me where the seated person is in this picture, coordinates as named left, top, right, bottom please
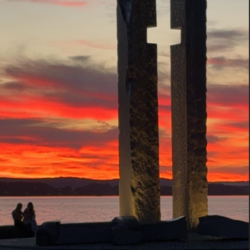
left=12, top=203, right=24, bottom=228
left=23, top=202, right=37, bottom=233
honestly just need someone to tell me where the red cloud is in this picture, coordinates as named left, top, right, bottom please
left=207, top=57, right=249, bottom=69
left=207, top=172, right=248, bottom=182
left=0, top=143, right=119, bottom=180
left=0, top=97, right=118, bottom=121
left=0, top=59, right=248, bottom=181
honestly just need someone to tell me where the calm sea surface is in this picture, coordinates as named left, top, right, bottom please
left=0, top=196, right=248, bottom=226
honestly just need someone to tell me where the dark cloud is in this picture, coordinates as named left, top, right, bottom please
left=208, top=29, right=248, bottom=40
left=208, top=57, right=249, bottom=70
left=0, top=118, right=118, bottom=149
left=0, top=57, right=248, bottom=152
left=160, top=165, right=172, bottom=171
left=1, top=81, right=27, bottom=91
left=207, top=84, right=249, bottom=107
left=68, top=56, right=90, bottom=63
left=0, top=55, right=172, bottom=117
left=207, top=29, right=248, bottom=52
left=1, top=56, right=118, bottom=111
left=228, top=121, right=249, bottom=130
left=1, top=138, right=32, bottom=144
left=207, top=135, right=225, bottom=144
left=208, top=121, right=249, bottom=135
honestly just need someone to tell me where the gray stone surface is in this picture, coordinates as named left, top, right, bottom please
left=36, top=222, right=60, bottom=246
left=197, top=215, right=249, bottom=239
left=117, top=0, right=160, bottom=223
left=0, top=225, right=34, bottom=240
left=111, top=216, right=187, bottom=244
left=112, top=226, right=143, bottom=245
left=171, top=0, right=208, bottom=230
left=56, top=223, right=112, bottom=244
left=36, top=221, right=113, bottom=246
left=111, top=216, right=142, bottom=245
left=112, top=216, right=142, bottom=230
left=141, top=216, right=187, bottom=241
left=35, top=217, right=189, bottom=246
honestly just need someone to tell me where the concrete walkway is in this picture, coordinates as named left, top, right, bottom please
left=0, top=234, right=248, bottom=250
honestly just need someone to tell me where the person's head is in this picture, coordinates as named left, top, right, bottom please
left=16, top=203, right=22, bottom=211
left=27, top=202, right=34, bottom=212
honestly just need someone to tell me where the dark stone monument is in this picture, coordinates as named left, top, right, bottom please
left=36, top=221, right=113, bottom=246
left=0, top=225, right=34, bottom=240
left=197, top=215, right=249, bottom=239
left=117, top=0, right=160, bottom=223
left=141, top=216, right=187, bottom=242
left=36, top=217, right=187, bottom=246
left=171, top=0, right=208, bottom=230
left=112, top=216, right=187, bottom=245
left=112, top=216, right=143, bottom=245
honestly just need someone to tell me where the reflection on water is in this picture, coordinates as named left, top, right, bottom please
left=0, top=196, right=248, bottom=225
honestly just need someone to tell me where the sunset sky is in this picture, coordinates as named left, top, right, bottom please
left=0, top=0, right=248, bottom=181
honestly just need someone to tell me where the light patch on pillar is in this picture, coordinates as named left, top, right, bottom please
left=117, top=0, right=160, bottom=223
left=117, top=2, right=133, bottom=217
left=118, top=0, right=133, bottom=25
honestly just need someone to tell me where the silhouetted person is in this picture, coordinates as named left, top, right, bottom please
left=12, top=203, right=24, bottom=228
left=23, top=202, right=37, bottom=233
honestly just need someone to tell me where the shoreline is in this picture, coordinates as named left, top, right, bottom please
left=0, top=194, right=249, bottom=197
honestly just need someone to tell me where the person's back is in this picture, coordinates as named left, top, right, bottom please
left=23, top=208, right=35, bottom=222
left=12, top=203, right=24, bottom=228
left=23, top=202, right=37, bottom=233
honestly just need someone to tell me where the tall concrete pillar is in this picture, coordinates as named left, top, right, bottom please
left=117, top=0, right=160, bottom=223
left=171, top=0, right=208, bottom=230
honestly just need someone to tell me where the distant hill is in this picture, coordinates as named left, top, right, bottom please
left=0, top=178, right=248, bottom=196
left=0, top=177, right=247, bottom=189
left=211, top=181, right=249, bottom=187
left=208, top=183, right=249, bottom=195
left=0, top=177, right=119, bottom=189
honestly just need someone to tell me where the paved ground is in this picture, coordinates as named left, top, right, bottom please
left=0, top=234, right=249, bottom=250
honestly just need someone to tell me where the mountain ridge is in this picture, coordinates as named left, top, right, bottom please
left=0, top=180, right=248, bottom=196
left=0, top=177, right=248, bottom=189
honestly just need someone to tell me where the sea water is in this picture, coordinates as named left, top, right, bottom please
left=0, top=196, right=248, bottom=226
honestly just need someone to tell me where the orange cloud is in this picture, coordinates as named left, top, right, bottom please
left=0, top=58, right=248, bottom=182
left=0, top=142, right=119, bottom=180
left=207, top=172, right=248, bottom=182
